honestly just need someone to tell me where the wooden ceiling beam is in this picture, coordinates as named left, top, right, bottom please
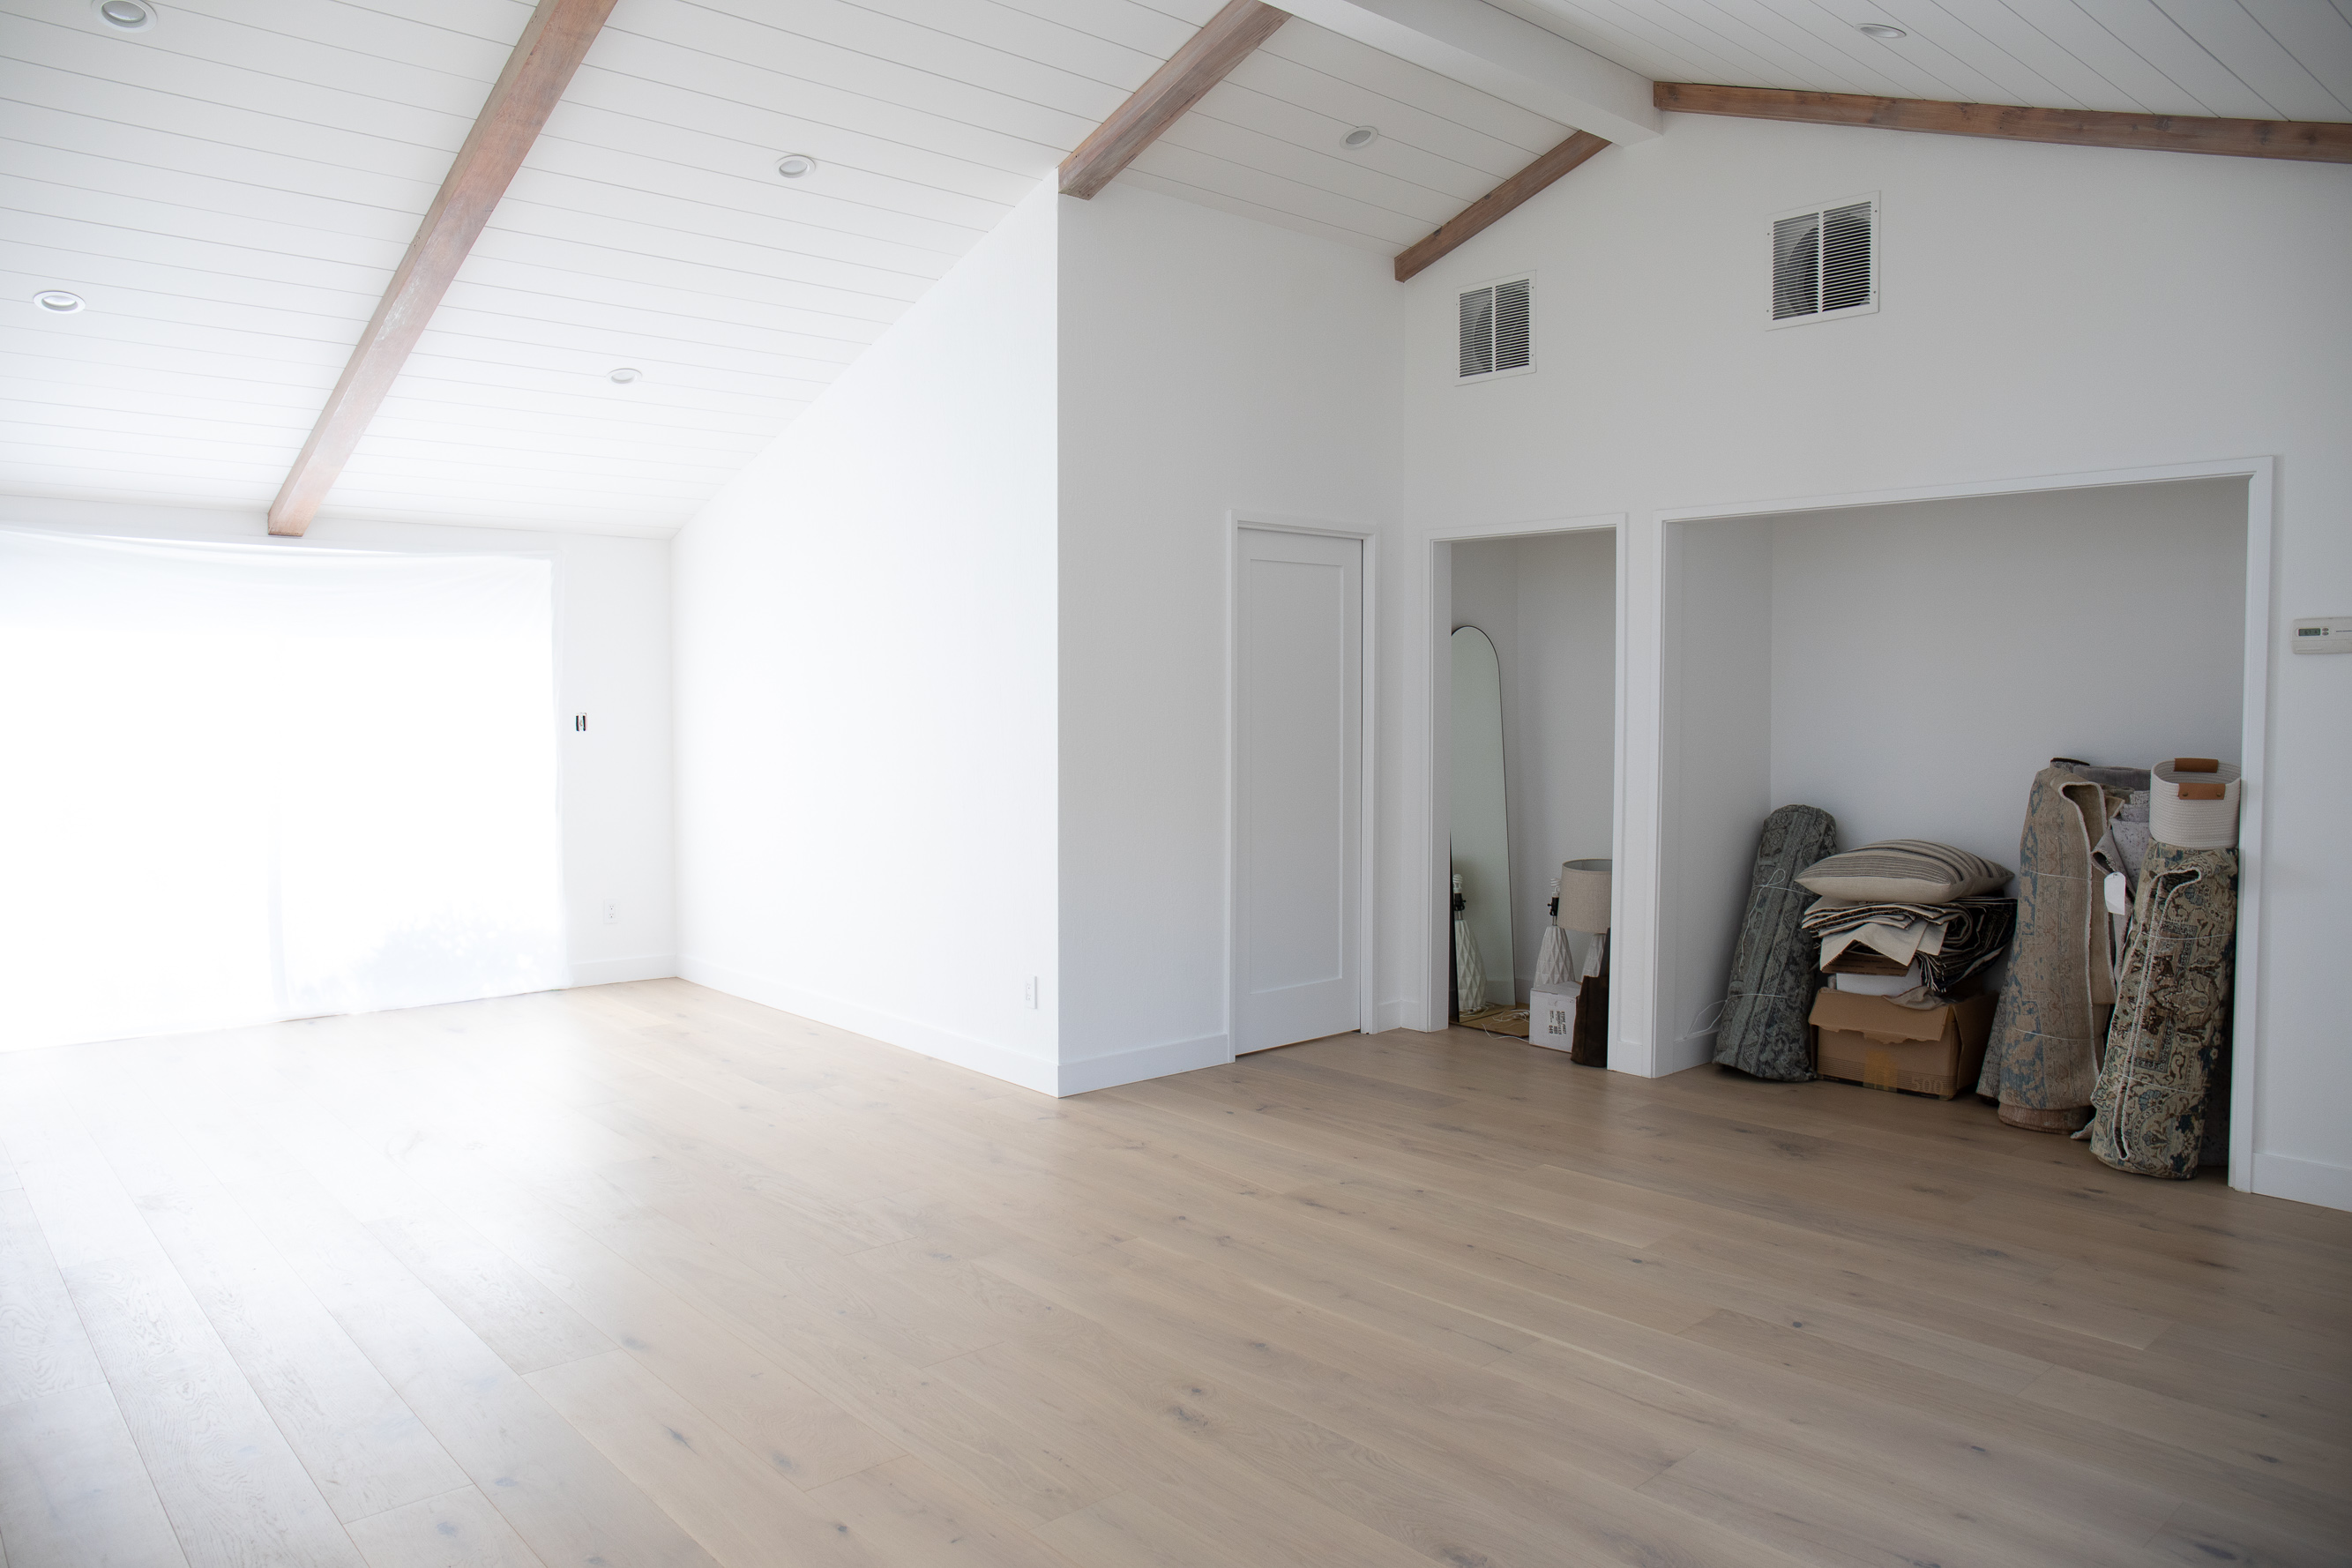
left=1654, top=83, right=2352, bottom=164
left=1393, top=131, right=1609, bottom=282
left=1059, top=0, right=1289, bottom=200
left=267, top=0, right=620, bottom=536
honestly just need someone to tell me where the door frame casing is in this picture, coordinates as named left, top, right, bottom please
left=1228, top=511, right=1378, bottom=1056
left=1422, top=514, right=1630, bottom=1039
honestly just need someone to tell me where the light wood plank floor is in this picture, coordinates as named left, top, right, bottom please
left=2, top=979, right=2346, bottom=1568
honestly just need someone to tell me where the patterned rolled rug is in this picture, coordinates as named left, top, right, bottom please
left=1713, top=804, right=1838, bottom=1081
left=2088, top=842, right=2237, bottom=1177
left=1980, top=765, right=2112, bottom=1131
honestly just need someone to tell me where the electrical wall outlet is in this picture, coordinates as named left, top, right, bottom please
left=1025, top=975, right=1039, bottom=1009
left=602, top=900, right=617, bottom=925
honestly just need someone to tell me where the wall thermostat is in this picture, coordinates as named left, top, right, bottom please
left=2291, top=617, right=2352, bottom=653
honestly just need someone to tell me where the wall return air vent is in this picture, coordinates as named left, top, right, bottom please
left=1459, top=275, right=1532, bottom=380
left=1771, top=195, right=1877, bottom=325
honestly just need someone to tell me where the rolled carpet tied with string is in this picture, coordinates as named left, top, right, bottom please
left=1981, top=765, right=2115, bottom=1131
left=1714, top=804, right=1838, bottom=1082
left=2087, top=841, right=2237, bottom=1178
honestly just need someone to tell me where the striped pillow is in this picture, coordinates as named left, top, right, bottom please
left=1796, top=840, right=2012, bottom=902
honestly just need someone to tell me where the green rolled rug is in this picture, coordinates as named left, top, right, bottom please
left=1714, top=804, right=1838, bottom=1082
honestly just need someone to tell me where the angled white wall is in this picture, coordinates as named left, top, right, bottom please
left=670, top=183, right=1063, bottom=1094
left=1056, top=183, right=1402, bottom=1090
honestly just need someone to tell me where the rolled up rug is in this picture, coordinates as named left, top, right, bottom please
left=1713, top=804, right=1838, bottom=1081
left=2087, top=842, right=2236, bottom=1178
left=1980, top=765, right=2111, bottom=1131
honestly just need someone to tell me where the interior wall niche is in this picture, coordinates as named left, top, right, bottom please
left=1660, top=475, right=2250, bottom=1075
left=1449, top=528, right=1617, bottom=1005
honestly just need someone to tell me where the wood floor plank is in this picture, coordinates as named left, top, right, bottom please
left=0, top=1188, right=108, bottom=1407
left=4, top=981, right=2346, bottom=1568
left=0, top=1384, right=189, bottom=1568
left=59, top=1255, right=367, bottom=1566
left=525, top=1350, right=884, bottom=1568
left=56, top=1087, right=471, bottom=1526
left=340, top=1487, right=544, bottom=1568
left=163, top=1125, right=726, bottom=1568
left=363, top=1211, right=617, bottom=1377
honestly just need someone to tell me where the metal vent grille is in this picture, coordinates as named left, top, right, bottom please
left=1459, top=275, right=1533, bottom=378
left=1773, top=197, right=1876, bottom=325
left=1493, top=278, right=1529, bottom=370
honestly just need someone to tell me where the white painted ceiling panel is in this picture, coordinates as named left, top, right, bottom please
left=3, top=0, right=2343, bottom=535
left=1126, top=19, right=1572, bottom=253
left=1505, top=0, right=2352, bottom=119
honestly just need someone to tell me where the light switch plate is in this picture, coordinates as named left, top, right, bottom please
left=2291, top=616, right=2352, bottom=653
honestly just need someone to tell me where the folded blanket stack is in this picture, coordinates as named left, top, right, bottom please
left=1801, top=896, right=2018, bottom=1003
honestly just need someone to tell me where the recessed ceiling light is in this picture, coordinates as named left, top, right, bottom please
left=35, top=290, right=86, bottom=314
left=609, top=367, right=641, bottom=385
left=93, top=0, right=156, bottom=30
left=1342, top=125, right=1378, bottom=149
left=775, top=153, right=816, bottom=179
left=1856, top=22, right=1907, bottom=40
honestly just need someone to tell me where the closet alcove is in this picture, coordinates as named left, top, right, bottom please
left=1656, top=474, right=2259, bottom=1162
left=1445, top=527, right=1618, bottom=1034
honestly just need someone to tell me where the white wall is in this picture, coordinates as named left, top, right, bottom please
left=0, top=494, right=674, bottom=988
left=669, top=182, right=1063, bottom=1093
left=1452, top=529, right=1617, bottom=1000
left=1056, top=183, right=1401, bottom=1087
left=1392, top=112, right=2352, bottom=1207
left=1771, top=482, right=2246, bottom=860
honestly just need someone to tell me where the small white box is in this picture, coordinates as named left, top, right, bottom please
left=1529, top=982, right=1579, bottom=1050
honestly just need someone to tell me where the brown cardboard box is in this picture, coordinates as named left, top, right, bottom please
left=1809, top=989, right=1997, bottom=1100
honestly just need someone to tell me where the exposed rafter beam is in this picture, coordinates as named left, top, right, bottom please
left=1654, top=83, right=2352, bottom=164
left=1393, top=131, right=1608, bottom=280
left=1279, top=0, right=1658, bottom=145
left=268, top=0, right=620, bottom=536
left=1060, top=1, right=1289, bottom=199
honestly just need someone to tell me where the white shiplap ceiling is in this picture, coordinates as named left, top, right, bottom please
left=2, top=0, right=2345, bottom=536
left=1500, top=0, right=2352, bottom=121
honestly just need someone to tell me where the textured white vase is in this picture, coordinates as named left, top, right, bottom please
left=1452, top=872, right=1487, bottom=1013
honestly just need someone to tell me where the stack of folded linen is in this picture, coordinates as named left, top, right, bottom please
left=1802, top=895, right=2019, bottom=1002
left=1793, top=840, right=2018, bottom=1007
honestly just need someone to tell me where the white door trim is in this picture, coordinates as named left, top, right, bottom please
left=1646, top=456, right=2275, bottom=1194
left=1422, top=514, right=1628, bottom=1037
left=1228, top=511, right=1377, bottom=1055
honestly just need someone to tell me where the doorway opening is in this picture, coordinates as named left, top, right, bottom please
left=1438, top=525, right=1620, bottom=1056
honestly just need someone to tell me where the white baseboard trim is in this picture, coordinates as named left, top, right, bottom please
left=1058, top=1032, right=1231, bottom=1096
left=2252, top=1152, right=2352, bottom=1213
left=677, top=957, right=1060, bottom=1097
left=568, top=954, right=677, bottom=988
left=1373, top=1000, right=1414, bottom=1034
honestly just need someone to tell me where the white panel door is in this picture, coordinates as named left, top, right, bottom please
left=1235, top=527, right=1363, bottom=1053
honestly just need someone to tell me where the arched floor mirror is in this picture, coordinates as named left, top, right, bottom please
left=1450, top=623, right=1518, bottom=1029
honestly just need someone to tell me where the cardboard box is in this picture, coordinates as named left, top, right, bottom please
left=1809, top=989, right=1996, bottom=1100
left=1528, top=982, right=1578, bottom=1051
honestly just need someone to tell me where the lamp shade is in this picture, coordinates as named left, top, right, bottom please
left=1555, top=858, right=1612, bottom=933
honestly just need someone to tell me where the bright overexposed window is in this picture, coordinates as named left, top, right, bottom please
left=0, top=529, right=566, bottom=1049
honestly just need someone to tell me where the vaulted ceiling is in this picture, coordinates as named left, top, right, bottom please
left=4, top=0, right=2347, bottom=537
